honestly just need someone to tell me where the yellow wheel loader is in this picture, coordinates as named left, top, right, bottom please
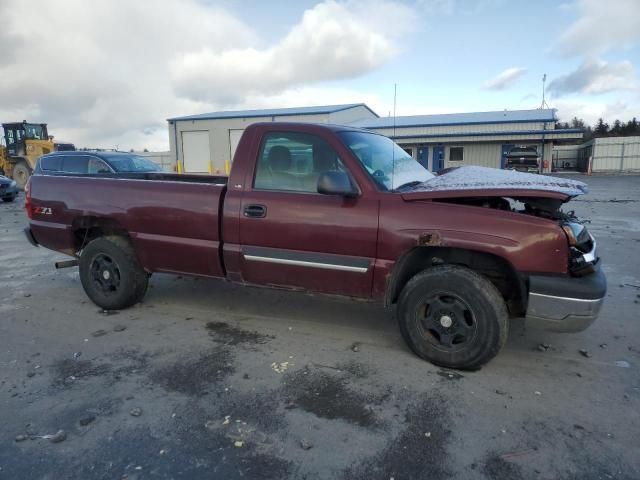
left=0, top=121, right=75, bottom=189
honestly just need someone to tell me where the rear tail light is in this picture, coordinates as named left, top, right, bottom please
left=24, top=177, right=33, bottom=219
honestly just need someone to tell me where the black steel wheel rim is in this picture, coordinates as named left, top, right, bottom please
left=415, top=291, right=478, bottom=352
left=90, top=253, right=121, bottom=295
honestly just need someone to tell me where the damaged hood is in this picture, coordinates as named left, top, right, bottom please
left=403, top=166, right=588, bottom=201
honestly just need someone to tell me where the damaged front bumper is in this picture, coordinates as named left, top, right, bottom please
left=525, top=265, right=606, bottom=332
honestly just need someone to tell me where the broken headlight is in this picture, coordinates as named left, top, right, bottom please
left=563, top=222, right=596, bottom=275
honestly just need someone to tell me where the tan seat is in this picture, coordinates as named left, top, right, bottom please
left=255, top=145, right=303, bottom=191
left=301, top=146, right=340, bottom=192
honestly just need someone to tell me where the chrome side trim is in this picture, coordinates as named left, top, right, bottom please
left=243, top=254, right=368, bottom=273
left=528, top=292, right=604, bottom=303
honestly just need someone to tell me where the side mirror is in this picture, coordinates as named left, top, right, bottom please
left=317, top=171, right=358, bottom=198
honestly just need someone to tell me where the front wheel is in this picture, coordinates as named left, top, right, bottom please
left=397, top=265, right=508, bottom=370
left=12, top=161, right=31, bottom=190
left=79, top=236, right=148, bottom=310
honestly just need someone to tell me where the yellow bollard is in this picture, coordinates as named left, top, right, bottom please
left=176, top=161, right=182, bottom=174
left=224, top=160, right=230, bottom=176
left=208, top=160, right=213, bottom=175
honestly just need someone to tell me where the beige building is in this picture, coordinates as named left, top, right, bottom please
left=168, top=104, right=377, bottom=174
left=349, top=109, right=583, bottom=173
left=167, top=104, right=583, bottom=174
left=553, top=136, right=640, bottom=173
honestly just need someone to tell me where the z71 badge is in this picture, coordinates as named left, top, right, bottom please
left=34, top=207, right=53, bottom=215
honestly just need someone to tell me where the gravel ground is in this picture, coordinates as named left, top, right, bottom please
left=1, top=174, right=639, bottom=479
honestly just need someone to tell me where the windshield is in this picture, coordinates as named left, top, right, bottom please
left=338, top=131, right=434, bottom=191
left=24, top=124, right=46, bottom=140
left=105, top=155, right=162, bottom=172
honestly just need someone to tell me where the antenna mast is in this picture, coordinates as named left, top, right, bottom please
left=392, top=83, right=397, bottom=189
left=393, top=83, right=397, bottom=136
left=540, top=74, right=549, bottom=109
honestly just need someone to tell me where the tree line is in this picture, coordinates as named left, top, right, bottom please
left=555, top=117, right=640, bottom=141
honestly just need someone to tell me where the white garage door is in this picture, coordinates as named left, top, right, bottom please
left=229, top=129, right=245, bottom=161
left=182, top=131, right=211, bottom=173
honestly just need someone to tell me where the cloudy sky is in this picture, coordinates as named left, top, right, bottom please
left=1, top=0, right=638, bottom=150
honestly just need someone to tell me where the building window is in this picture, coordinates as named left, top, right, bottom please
left=402, top=147, right=413, bottom=157
left=450, top=147, right=464, bottom=161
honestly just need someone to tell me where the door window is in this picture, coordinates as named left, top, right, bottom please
left=40, top=155, right=63, bottom=172
left=88, top=157, right=112, bottom=173
left=254, top=132, right=346, bottom=193
left=61, top=156, right=89, bottom=174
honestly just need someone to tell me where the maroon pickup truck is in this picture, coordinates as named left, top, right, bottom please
left=24, top=123, right=605, bottom=369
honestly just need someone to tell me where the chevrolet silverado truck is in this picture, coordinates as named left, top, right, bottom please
left=24, top=123, right=606, bottom=369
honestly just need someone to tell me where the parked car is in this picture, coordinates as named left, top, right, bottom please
left=505, top=146, right=540, bottom=172
left=24, top=123, right=605, bottom=369
left=34, top=151, right=162, bottom=175
left=0, top=175, right=18, bottom=202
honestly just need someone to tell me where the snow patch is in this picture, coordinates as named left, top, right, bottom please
left=416, top=166, right=588, bottom=197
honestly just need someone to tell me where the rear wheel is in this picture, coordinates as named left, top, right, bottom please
left=397, top=265, right=508, bottom=370
left=12, top=161, right=31, bottom=190
left=79, top=236, right=148, bottom=310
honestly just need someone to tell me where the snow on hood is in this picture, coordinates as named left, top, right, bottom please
left=414, top=166, right=588, bottom=197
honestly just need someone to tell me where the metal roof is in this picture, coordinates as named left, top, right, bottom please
left=168, top=103, right=378, bottom=121
left=349, top=109, right=557, bottom=129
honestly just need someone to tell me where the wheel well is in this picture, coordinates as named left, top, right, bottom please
left=72, top=217, right=130, bottom=253
left=385, top=246, right=527, bottom=317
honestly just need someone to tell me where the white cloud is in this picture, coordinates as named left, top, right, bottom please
left=170, top=0, right=415, bottom=105
left=417, top=0, right=503, bottom=16
left=417, top=0, right=456, bottom=16
left=0, top=0, right=412, bottom=151
left=237, top=86, right=385, bottom=114
left=554, top=98, right=638, bottom=126
left=554, top=0, right=640, bottom=56
left=548, top=59, right=638, bottom=97
left=482, top=67, right=528, bottom=90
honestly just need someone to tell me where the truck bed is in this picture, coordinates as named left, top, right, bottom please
left=28, top=173, right=227, bottom=277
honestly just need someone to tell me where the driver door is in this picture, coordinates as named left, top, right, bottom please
left=237, top=130, right=379, bottom=298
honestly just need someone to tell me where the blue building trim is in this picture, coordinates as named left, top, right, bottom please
left=389, top=128, right=584, bottom=140
left=358, top=118, right=558, bottom=129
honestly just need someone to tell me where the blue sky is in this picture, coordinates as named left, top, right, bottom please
left=217, top=0, right=639, bottom=120
left=1, top=0, right=638, bottom=149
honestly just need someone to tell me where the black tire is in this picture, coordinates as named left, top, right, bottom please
left=397, top=265, right=508, bottom=370
left=79, top=236, right=148, bottom=310
left=2, top=196, right=15, bottom=203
